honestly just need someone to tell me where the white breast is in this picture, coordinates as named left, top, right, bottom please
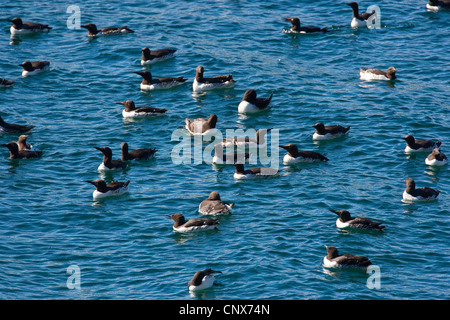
left=323, top=257, right=338, bottom=268
left=93, top=186, right=129, bottom=200
left=336, top=219, right=350, bottom=229
left=351, top=18, right=367, bottom=28
left=189, top=275, right=216, bottom=291
left=312, top=132, right=343, bottom=141
left=425, top=157, right=448, bottom=166
left=21, top=65, right=49, bottom=77
left=238, top=101, right=259, bottom=114
left=359, top=71, right=388, bottom=81
left=402, top=190, right=421, bottom=202
left=404, top=145, right=432, bottom=153
left=193, top=79, right=234, bottom=92
left=173, top=224, right=216, bottom=233
left=10, top=26, right=48, bottom=35
left=97, top=162, right=123, bottom=172
left=426, top=4, right=440, bottom=12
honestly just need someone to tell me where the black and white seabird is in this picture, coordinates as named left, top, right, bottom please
left=360, top=67, right=397, bottom=81
left=323, top=245, right=372, bottom=269
left=135, top=71, right=187, bottom=90
left=198, top=191, right=234, bottom=215
left=238, top=89, right=273, bottom=114
left=116, top=100, right=167, bottom=118
left=167, top=213, right=219, bottom=233
left=0, top=78, right=15, bottom=86
left=212, top=144, right=251, bottom=165
left=427, top=0, right=450, bottom=12
left=330, top=209, right=385, bottom=231
left=425, top=148, right=448, bottom=166
left=312, top=122, right=350, bottom=140
left=19, top=60, right=50, bottom=77
left=16, top=135, right=33, bottom=151
left=141, top=47, right=177, bottom=65
left=188, top=268, right=222, bottom=291
left=1, top=141, right=42, bottom=159
left=185, top=114, right=218, bottom=136
left=403, top=178, right=440, bottom=202
left=86, top=179, right=130, bottom=199
left=222, top=128, right=272, bottom=148
left=193, top=65, right=235, bottom=92
left=0, top=115, right=34, bottom=133
left=347, top=2, right=376, bottom=28
left=234, top=163, right=280, bottom=180
left=81, top=23, right=134, bottom=36
left=282, top=17, right=328, bottom=33
left=120, top=142, right=156, bottom=161
left=94, top=146, right=128, bottom=172
left=9, top=17, right=52, bottom=35
left=403, top=134, right=441, bottom=153
left=280, top=144, right=328, bottom=164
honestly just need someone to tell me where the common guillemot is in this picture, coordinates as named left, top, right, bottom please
left=280, top=144, right=328, bottom=164
left=233, top=164, right=280, bottom=180
left=1, top=141, right=42, bottom=159
left=0, top=115, right=34, bottom=133
left=141, top=47, right=177, bottom=65
left=185, top=114, right=218, bottom=136
left=330, top=209, right=385, bottom=231
left=120, top=142, right=156, bottom=161
left=212, top=144, right=251, bottom=165
left=360, top=67, right=397, bottom=81
left=116, top=100, right=167, bottom=118
left=135, top=71, right=187, bottom=90
left=403, top=134, right=441, bottom=153
left=312, top=122, right=350, bottom=140
left=16, top=135, right=33, bottom=151
left=347, top=2, right=376, bottom=28
left=19, top=60, right=50, bottom=77
left=238, top=89, right=273, bottom=114
left=198, top=191, right=234, bottom=215
left=323, top=245, right=372, bottom=269
left=9, top=17, right=52, bottom=35
left=188, top=269, right=222, bottom=291
left=222, top=128, right=272, bottom=148
left=425, top=148, right=448, bottom=166
left=94, top=146, right=128, bottom=171
left=167, top=213, right=219, bottom=233
left=402, top=178, right=440, bottom=202
left=81, top=23, right=134, bottom=36
left=193, top=66, right=235, bottom=92
left=282, top=17, right=328, bottom=33
left=86, top=179, right=130, bottom=199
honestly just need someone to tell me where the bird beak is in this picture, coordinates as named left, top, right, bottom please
left=329, top=210, right=339, bottom=215
left=116, top=102, right=125, bottom=105
left=18, top=64, right=24, bottom=67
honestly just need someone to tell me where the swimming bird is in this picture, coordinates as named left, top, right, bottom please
left=347, top=2, right=376, bottom=28
left=94, top=146, right=128, bottom=171
left=135, top=71, right=187, bottom=90
left=16, top=135, right=33, bottom=151
left=222, top=128, right=272, bottom=148
left=425, top=148, right=448, bottom=166
left=120, top=142, right=156, bottom=161
left=185, top=114, right=218, bottom=135
left=167, top=213, right=219, bottom=233
left=19, top=60, right=50, bottom=77
left=280, top=144, right=328, bottom=164
left=238, top=89, right=273, bottom=114
left=360, top=67, right=397, bottom=81
left=0, top=115, right=34, bottom=133
left=141, top=47, right=177, bottom=65
left=86, top=179, right=130, bottom=199
left=198, top=191, right=234, bottom=215
left=9, top=17, right=52, bottom=35
left=1, top=141, right=42, bottom=159
left=234, top=164, right=280, bottom=180
left=323, top=245, right=372, bottom=269
left=116, top=100, right=167, bottom=118
left=81, top=23, right=134, bottom=36
left=282, top=17, right=328, bottom=33
left=427, top=0, right=450, bottom=12
left=188, top=268, right=222, bottom=291
left=312, top=122, right=350, bottom=140
left=403, top=178, right=440, bottom=202
left=403, top=134, right=441, bottom=153
left=193, top=65, right=235, bottom=92
left=330, top=209, right=385, bottom=231
left=212, top=144, right=251, bottom=165
left=0, top=78, right=15, bottom=86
